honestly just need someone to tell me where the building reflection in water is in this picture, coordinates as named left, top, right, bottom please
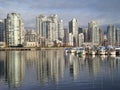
left=27, top=50, right=120, bottom=84
left=6, top=51, right=25, bottom=88
left=65, top=53, right=120, bottom=80
left=37, top=50, right=65, bottom=84
left=0, top=51, right=6, bottom=82
left=0, top=50, right=120, bottom=88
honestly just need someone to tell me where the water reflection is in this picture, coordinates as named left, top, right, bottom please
left=0, top=50, right=120, bottom=89
left=6, top=51, right=25, bottom=88
left=37, top=50, right=65, bottom=84
left=0, top=52, right=6, bottom=81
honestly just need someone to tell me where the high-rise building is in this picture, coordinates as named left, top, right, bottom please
left=78, top=33, right=84, bottom=46
left=88, top=21, right=100, bottom=45
left=63, top=28, right=69, bottom=46
left=69, top=18, right=78, bottom=46
left=0, top=20, right=4, bottom=41
left=58, top=20, right=64, bottom=41
left=36, top=14, right=47, bottom=45
left=116, top=28, right=120, bottom=46
left=48, top=14, right=58, bottom=42
left=83, top=28, right=88, bottom=42
left=5, top=13, right=24, bottom=47
left=99, top=28, right=104, bottom=45
left=78, top=27, right=83, bottom=34
left=107, top=25, right=116, bottom=46
left=36, top=14, right=61, bottom=46
left=68, top=33, right=73, bottom=46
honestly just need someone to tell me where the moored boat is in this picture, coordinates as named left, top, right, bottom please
left=89, top=50, right=96, bottom=55
left=71, top=47, right=77, bottom=53
left=97, top=46, right=106, bottom=55
left=76, top=47, right=86, bottom=55
left=110, top=50, right=116, bottom=55
left=65, top=48, right=71, bottom=53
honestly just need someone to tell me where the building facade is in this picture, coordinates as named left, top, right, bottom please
left=83, top=28, right=88, bottom=42
left=107, top=25, right=116, bottom=46
left=99, top=28, right=104, bottom=45
left=36, top=14, right=62, bottom=47
left=88, top=21, right=100, bottom=45
left=68, top=33, right=73, bottom=46
left=24, top=30, right=38, bottom=47
left=78, top=33, right=84, bottom=46
left=5, top=13, right=24, bottom=47
left=0, top=20, right=4, bottom=42
left=69, top=18, right=78, bottom=46
left=116, top=28, right=120, bottom=46
left=58, top=20, right=64, bottom=41
left=63, top=28, right=69, bottom=46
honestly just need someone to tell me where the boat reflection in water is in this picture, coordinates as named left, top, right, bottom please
left=0, top=50, right=120, bottom=90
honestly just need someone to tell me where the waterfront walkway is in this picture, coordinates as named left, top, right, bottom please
left=0, top=47, right=65, bottom=51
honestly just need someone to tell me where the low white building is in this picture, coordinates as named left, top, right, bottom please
left=24, top=42, right=39, bottom=47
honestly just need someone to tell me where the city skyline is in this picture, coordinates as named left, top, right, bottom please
left=0, top=0, right=120, bottom=28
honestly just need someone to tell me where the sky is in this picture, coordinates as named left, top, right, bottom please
left=0, top=0, right=120, bottom=29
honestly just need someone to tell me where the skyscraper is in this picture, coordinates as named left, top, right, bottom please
left=48, top=14, right=58, bottom=42
left=78, top=33, right=84, bottom=46
left=63, top=28, right=69, bottom=46
left=0, top=20, right=4, bottom=42
left=58, top=20, right=64, bottom=41
left=68, top=33, right=73, bottom=46
left=116, top=28, right=120, bottom=46
left=99, top=28, right=104, bottom=45
left=5, top=13, right=24, bottom=47
left=83, top=28, right=88, bottom=42
left=69, top=18, right=78, bottom=46
left=88, top=21, right=100, bottom=45
left=36, top=14, right=47, bottom=43
left=107, top=25, right=116, bottom=46
left=36, top=14, right=62, bottom=46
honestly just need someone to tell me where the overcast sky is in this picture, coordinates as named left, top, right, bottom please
left=0, top=0, right=120, bottom=28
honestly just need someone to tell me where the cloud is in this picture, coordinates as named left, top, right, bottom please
left=0, top=0, right=120, bottom=28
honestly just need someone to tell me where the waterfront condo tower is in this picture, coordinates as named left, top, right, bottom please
left=69, top=18, right=78, bottom=46
left=116, top=28, right=120, bottom=46
left=0, top=20, right=4, bottom=42
left=107, top=25, right=116, bottom=46
left=5, top=13, right=24, bottom=47
left=58, top=20, right=64, bottom=42
left=88, top=21, right=100, bottom=45
left=36, top=14, right=63, bottom=47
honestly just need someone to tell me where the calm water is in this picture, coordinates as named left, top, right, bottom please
left=0, top=50, right=120, bottom=90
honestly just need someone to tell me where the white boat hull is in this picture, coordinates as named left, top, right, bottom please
left=110, top=51, right=116, bottom=55
left=71, top=50, right=76, bottom=53
left=99, top=51, right=105, bottom=55
left=89, top=51, right=96, bottom=55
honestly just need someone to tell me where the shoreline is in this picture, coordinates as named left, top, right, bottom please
left=0, top=47, right=65, bottom=51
